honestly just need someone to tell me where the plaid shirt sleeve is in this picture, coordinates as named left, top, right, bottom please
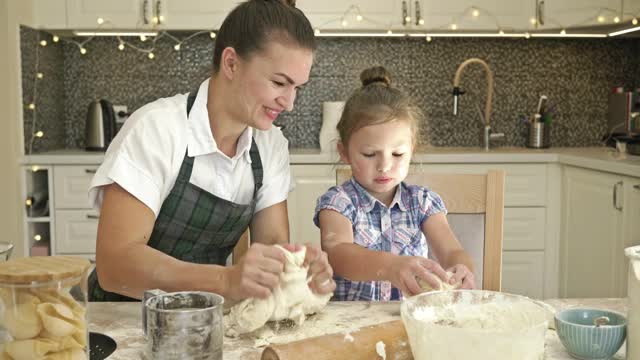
left=417, top=187, right=447, bottom=227
left=313, top=186, right=356, bottom=228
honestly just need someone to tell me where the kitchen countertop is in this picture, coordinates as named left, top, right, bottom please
left=89, top=297, right=627, bottom=360
left=21, top=147, right=640, bottom=178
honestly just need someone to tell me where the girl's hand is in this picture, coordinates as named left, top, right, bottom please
left=282, top=243, right=336, bottom=296
left=447, top=264, right=476, bottom=290
left=388, top=256, right=448, bottom=296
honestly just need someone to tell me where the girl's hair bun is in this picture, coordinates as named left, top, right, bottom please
left=360, top=66, right=392, bottom=87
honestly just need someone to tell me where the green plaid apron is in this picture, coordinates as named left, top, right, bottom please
left=88, top=89, right=263, bottom=301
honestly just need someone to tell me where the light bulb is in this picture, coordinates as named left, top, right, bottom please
left=529, top=17, right=537, bottom=25
left=450, top=23, right=458, bottom=30
left=210, top=32, right=216, bottom=39
left=28, top=103, right=36, bottom=110
left=560, top=29, right=566, bottom=35
left=418, top=18, right=425, bottom=25
left=40, top=40, right=47, bottom=46
left=426, top=36, right=432, bottom=42
left=36, top=73, right=44, bottom=79
left=159, top=15, right=165, bottom=22
left=148, top=52, right=155, bottom=59
left=25, top=199, right=32, bottom=206
left=97, top=17, right=104, bottom=25
left=341, top=19, right=348, bottom=27
left=174, top=44, right=181, bottom=51
left=614, top=16, right=620, bottom=23
left=405, top=16, right=411, bottom=22
left=152, top=16, right=159, bottom=24
left=140, top=35, right=147, bottom=42
left=499, top=29, right=505, bottom=35
left=472, top=9, right=480, bottom=17
left=80, top=47, right=87, bottom=55
left=314, top=28, right=320, bottom=35
left=525, top=32, right=531, bottom=39
left=118, top=43, right=125, bottom=51
left=387, top=30, right=393, bottom=35
left=31, top=165, right=40, bottom=172
left=633, top=18, right=639, bottom=25
left=34, top=234, right=42, bottom=241
left=52, top=35, right=59, bottom=43
left=35, top=131, right=44, bottom=137
left=597, top=15, right=605, bottom=23
left=356, top=14, right=363, bottom=21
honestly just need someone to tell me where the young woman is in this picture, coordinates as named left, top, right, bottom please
left=88, top=0, right=335, bottom=302
left=314, top=66, right=475, bottom=301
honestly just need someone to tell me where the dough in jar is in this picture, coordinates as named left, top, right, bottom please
left=37, top=303, right=79, bottom=337
left=1, top=292, right=43, bottom=340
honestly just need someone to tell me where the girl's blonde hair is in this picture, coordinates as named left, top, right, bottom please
left=337, top=66, right=423, bottom=148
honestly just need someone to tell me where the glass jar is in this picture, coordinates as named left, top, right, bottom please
left=0, top=256, right=90, bottom=360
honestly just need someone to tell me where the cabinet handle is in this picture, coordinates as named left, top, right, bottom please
left=85, top=169, right=97, bottom=174
left=536, top=0, right=545, bottom=26
left=634, top=184, right=640, bottom=190
left=613, top=181, right=623, bottom=211
left=402, top=0, right=408, bottom=26
left=86, top=214, right=99, bottom=219
left=155, top=0, right=163, bottom=25
left=414, top=1, right=421, bottom=26
left=142, top=0, right=150, bottom=25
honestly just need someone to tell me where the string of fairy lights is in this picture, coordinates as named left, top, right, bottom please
left=25, top=3, right=640, bottom=155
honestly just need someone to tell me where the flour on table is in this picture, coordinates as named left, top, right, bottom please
left=225, top=245, right=332, bottom=335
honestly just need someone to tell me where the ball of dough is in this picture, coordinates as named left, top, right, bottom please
left=418, top=271, right=461, bottom=293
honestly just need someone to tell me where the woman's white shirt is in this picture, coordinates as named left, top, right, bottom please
left=88, top=78, right=292, bottom=217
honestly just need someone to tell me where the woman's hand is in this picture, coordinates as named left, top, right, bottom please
left=224, top=243, right=286, bottom=302
left=387, top=256, right=448, bottom=297
left=447, top=263, right=476, bottom=290
left=283, top=243, right=336, bottom=295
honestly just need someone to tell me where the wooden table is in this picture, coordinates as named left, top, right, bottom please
left=89, top=298, right=628, bottom=359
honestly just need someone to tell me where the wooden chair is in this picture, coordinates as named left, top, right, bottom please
left=336, top=169, right=505, bottom=291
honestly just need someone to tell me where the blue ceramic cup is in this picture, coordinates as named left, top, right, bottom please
left=555, top=308, right=626, bottom=360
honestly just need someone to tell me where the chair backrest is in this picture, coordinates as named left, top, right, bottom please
left=336, top=169, right=505, bottom=291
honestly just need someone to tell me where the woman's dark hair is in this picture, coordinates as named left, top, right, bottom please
left=212, top=0, right=316, bottom=73
left=337, top=66, right=423, bottom=148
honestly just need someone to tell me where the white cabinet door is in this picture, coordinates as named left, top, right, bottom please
left=503, top=207, right=546, bottom=251
left=561, top=166, right=625, bottom=298
left=288, top=165, right=335, bottom=247
left=621, top=176, right=640, bottom=294
left=67, top=0, right=150, bottom=28
left=33, top=0, right=68, bottom=28
left=53, top=166, right=97, bottom=209
left=297, top=0, right=403, bottom=30
left=543, top=0, right=640, bottom=29
left=501, top=251, right=545, bottom=299
left=160, top=0, right=239, bottom=29
left=421, top=0, right=534, bottom=30
left=55, top=209, right=99, bottom=254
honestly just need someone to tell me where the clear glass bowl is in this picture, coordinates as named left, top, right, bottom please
left=401, top=290, right=548, bottom=360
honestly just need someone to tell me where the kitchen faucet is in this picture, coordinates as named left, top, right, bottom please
left=452, top=58, right=504, bottom=150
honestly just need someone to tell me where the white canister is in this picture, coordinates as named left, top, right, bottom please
left=626, top=245, right=640, bottom=359
left=319, top=101, right=345, bottom=153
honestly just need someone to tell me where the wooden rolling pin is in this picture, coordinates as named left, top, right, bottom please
left=261, top=320, right=413, bottom=360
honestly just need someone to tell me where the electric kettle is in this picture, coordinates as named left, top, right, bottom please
left=85, top=99, right=116, bottom=151
left=626, top=245, right=640, bottom=359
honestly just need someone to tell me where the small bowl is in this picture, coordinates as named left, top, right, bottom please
left=555, top=308, right=626, bottom=360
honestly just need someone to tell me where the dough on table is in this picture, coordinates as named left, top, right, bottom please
left=418, top=271, right=461, bottom=293
left=226, top=245, right=332, bottom=335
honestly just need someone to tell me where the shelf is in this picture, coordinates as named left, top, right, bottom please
left=26, top=217, right=51, bottom=223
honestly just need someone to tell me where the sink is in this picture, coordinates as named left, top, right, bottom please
left=90, top=332, right=117, bottom=360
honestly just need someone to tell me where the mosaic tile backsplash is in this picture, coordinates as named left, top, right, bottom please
left=21, top=26, right=640, bottom=153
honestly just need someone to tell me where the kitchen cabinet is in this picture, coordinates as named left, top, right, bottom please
left=32, top=0, right=68, bottom=29
left=288, top=165, right=337, bottom=247
left=52, top=165, right=99, bottom=258
left=543, top=0, right=640, bottom=29
left=502, top=251, right=545, bottom=299
left=67, top=0, right=153, bottom=29
left=297, top=0, right=404, bottom=30
left=154, top=0, right=238, bottom=30
left=420, top=0, right=535, bottom=31
left=560, top=166, right=640, bottom=298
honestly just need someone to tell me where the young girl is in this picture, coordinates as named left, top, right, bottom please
left=314, top=66, right=475, bottom=301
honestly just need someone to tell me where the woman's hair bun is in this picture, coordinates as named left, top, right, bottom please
left=360, top=66, right=392, bottom=87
